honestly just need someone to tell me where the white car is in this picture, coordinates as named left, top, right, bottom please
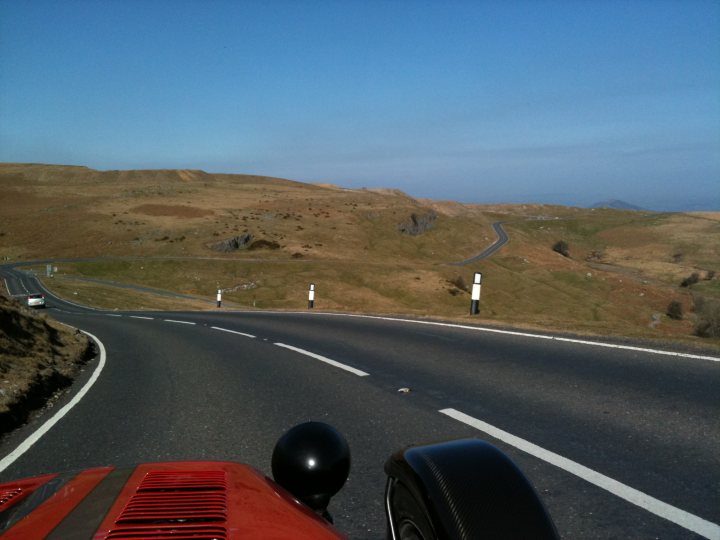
left=27, top=293, right=45, bottom=308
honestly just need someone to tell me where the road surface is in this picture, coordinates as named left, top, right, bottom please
left=450, top=221, right=509, bottom=265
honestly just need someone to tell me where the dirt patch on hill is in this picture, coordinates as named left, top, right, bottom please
left=130, top=204, right=214, bottom=218
left=0, top=293, right=94, bottom=435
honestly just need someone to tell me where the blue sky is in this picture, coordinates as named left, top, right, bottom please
left=1, top=1, right=718, bottom=211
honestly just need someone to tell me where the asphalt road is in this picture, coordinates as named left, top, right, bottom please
left=1, top=266, right=719, bottom=539
left=450, top=221, right=509, bottom=265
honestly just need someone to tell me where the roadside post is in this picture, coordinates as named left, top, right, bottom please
left=470, top=272, right=482, bottom=315
left=308, top=284, right=315, bottom=309
left=217, top=289, right=222, bottom=308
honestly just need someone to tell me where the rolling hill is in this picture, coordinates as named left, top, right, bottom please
left=1, top=163, right=718, bottom=345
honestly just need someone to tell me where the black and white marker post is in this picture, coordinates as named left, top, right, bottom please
left=470, top=272, right=482, bottom=315
left=216, top=289, right=222, bottom=308
left=308, top=283, right=315, bottom=309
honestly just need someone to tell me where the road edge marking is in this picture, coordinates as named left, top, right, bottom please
left=439, top=408, right=720, bottom=540
left=211, top=326, right=255, bottom=339
left=298, top=312, right=720, bottom=363
left=0, top=331, right=107, bottom=474
left=163, top=319, right=196, bottom=325
left=274, top=343, right=369, bottom=377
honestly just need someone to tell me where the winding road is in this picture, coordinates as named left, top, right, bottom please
left=450, top=221, right=509, bottom=265
left=1, top=265, right=719, bottom=539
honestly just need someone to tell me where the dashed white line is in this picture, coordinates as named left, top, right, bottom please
left=274, top=343, right=369, bottom=377
left=163, top=319, right=196, bottom=325
left=211, top=326, right=256, bottom=339
left=129, top=315, right=154, bottom=320
left=105, top=313, right=122, bottom=317
left=439, top=408, right=720, bottom=540
left=0, top=331, right=107, bottom=474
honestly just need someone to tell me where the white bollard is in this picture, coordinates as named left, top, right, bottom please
left=308, top=283, right=315, bottom=309
left=217, top=289, right=222, bottom=308
left=470, top=272, right=482, bottom=315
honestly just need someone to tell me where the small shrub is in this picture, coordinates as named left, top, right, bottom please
left=666, top=300, right=683, bottom=320
left=680, top=272, right=700, bottom=287
left=248, top=239, right=280, bottom=250
left=552, top=240, right=570, bottom=257
left=446, top=276, right=471, bottom=296
left=448, top=275, right=469, bottom=292
left=694, top=297, right=720, bottom=338
left=705, top=270, right=716, bottom=281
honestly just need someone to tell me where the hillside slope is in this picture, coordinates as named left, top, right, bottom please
left=1, top=163, right=718, bottom=345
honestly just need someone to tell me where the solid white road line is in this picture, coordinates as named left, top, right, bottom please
left=3, top=278, right=12, bottom=296
left=0, top=331, right=107, bottom=474
left=274, top=343, right=369, bottom=377
left=129, top=315, right=154, bottom=320
left=439, top=408, right=720, bottom=540
left=309, top=313, right=720, bottom=363
left=163, top=319, right=196, bottom=325
left=211, top=326, right=256, bottom=339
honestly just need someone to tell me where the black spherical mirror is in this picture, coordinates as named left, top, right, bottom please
left=272, top=421, right=351, bottom=515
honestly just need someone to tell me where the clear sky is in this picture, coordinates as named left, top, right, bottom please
left=1, top=0, right=718, bottom=211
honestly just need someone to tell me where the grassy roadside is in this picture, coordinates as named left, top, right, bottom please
left=35, top=256, right=720, bottom=348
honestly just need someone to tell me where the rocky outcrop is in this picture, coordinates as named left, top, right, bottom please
left=210, top=234, right=253, bottom=252
left=398, top=212, right=437, bottom=236
left=208, top=234, right=281, bottom=252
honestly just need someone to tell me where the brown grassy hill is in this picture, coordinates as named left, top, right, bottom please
left=1, top=163, right=718, bottom=346
left=0, top=292, right=93, bottom=433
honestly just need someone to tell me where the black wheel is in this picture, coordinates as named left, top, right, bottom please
left=386, top=479, right=436, bottom=540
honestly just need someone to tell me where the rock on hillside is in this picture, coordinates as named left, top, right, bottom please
left=398, top=212, right=438, bottom=236
left=210, top=234, right=253, bottom=252
left=0, top=293, right=94, bottom=434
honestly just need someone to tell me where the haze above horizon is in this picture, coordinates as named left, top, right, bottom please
left=1, top=1, right=718, bottom=212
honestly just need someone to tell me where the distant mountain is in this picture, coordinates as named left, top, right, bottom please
left=590, top=199, right=645, bottom=211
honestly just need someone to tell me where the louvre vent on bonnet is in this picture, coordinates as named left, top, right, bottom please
left=106, top=470, right=229, bottom=540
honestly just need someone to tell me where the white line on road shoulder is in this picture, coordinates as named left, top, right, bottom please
left=129, top=315, right=154, bottom=320
left=439, top=408, right=720, bottom=540
left=0, top=331, right=107, bottom=474
left=163, top=319, right=196, bottom=325
left=309, top=313, right=720, bottom=362
left=211, top=326, right=255, bottom=339
left=274, top=343, right=369, bottom=377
